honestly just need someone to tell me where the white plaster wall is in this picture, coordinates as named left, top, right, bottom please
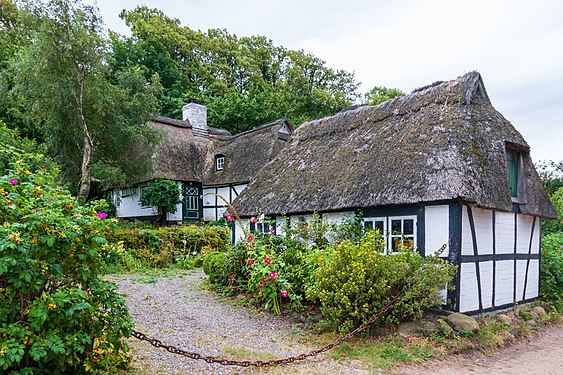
left=275, top=216, right=287, bottom=236
left=495, top=260, right=514, bottom=306
left=460, top=262, right=480, bottom=313
left=495, top=211, right=515, bottom=254
left=515, top=259, right=527, bottom=301
left=532, top=220, right=540, bottom=254
left=203, top=208, right=215, bottom=222
left=479, top=261, right=494, bottom=309
left=516, top=215, right=535, bottom=254
left=234, top=220, right=247, bottom=242
left=461, top=206, right=494, bottom=256
left=114, top=187, right=157, bottom=218
left=202, top=188, right=215, bottom=206
left=525, top=259, right=540, bottom=299
left=322, top=211, right=355, bottom=225
left=217, top=186, right=230, bottom=203
left=424, top=205, right=449, bottom=257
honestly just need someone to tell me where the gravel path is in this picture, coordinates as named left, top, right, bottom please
left=111, top=270, right=370, bottom=374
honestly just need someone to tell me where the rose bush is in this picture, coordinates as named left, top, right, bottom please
left=0, top=143, right=132, bottom=373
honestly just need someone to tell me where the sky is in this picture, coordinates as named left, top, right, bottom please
left=91, top=0, right=563, bottom=162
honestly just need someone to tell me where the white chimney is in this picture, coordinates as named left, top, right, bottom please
left=182, top=101, right=208, bottom=136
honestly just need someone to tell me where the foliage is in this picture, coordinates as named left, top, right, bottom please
left=0, top=142, right=132, bottom=372
left=536, top=160, right=563, bottom=197
left=139, top=179, right=181, bottom=224
left=10, top=0, right=162, bottom=201
left=111, top=6, right=360, bottom=133
left=542, top=186, right=563, bottom=234
left=540, top=232, right=563, bottom=311
left=308, top=233, right=456, bottom=333
left=104, top=224, right=230, bottom=271
left=364, top=86, right=406, bottom=106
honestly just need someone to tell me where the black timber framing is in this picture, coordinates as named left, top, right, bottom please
left=447, top=200, right=462, bottom=312
left=522, top=216, right=537, bottom=301
left=466, top=206, right=484, bottom=312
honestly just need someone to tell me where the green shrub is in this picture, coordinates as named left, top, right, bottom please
left=104, top=224, right=230, bottom=270
left=202, top=252, right=229, bottom=285
left=308, top=233, right=456, bottom=333
left=0, top=145, right=132, bottom=373
left=540, top=232, right=563, bottom=311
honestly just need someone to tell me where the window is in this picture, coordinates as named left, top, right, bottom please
left=121, top=187, right=137, bottom=197
left=215, top=155, right=225, bottom=171
left=506, top=149, right=519, bottom=198
left=250, top=220, right=276, bottom=235
left=363, top=215, right=417, bottom=254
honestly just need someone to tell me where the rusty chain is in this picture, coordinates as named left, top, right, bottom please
left=130, top=242, right=449, bottom=368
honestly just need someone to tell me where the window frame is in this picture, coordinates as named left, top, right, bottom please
left=215, top=155, right=225, bottom=171
left=363, top=215, right=417, bottom=254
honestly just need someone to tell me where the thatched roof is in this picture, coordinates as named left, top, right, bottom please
left=205, top=119, right=294, bottom=186
left=140, top=117, right=293, bottom=186
left=232, top=72, right=557, bottom=219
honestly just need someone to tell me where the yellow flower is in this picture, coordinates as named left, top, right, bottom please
left=48, top=303, right=57, bottom=309
left=84, top=363, right=91, bottom=372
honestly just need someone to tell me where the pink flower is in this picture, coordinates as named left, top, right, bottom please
left=274, top=271, right=279, bottom=277
left=9, top=179, right=18, bottom=185
left=270, top=229, right=276, bottom=235
left=264, top=257, right=271, bottom=264
left=96, top=212, right=108, bottom=219
left=247, top=235, right=253, bottom=242
left=281, top=290, right=288, bottom=298
left=226, top=214, right=233, bottom=222
left=269, top=272, right=276, bottom=279
left=247, top=259, right=254, bottom=265
left=56, top=186, right=62, bottom=189
left=250, top=216, right=257, bottom=223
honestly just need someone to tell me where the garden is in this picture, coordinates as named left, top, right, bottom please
left=1, top=120, right=562, bottom=373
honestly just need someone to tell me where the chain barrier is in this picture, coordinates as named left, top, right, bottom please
left=131, top=242, right=448, bottom=368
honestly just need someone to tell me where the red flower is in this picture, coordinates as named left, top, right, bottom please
left=264, top=257, right=271, bottom=264
left=261, top=278, right=267, bottom=284
left=269, top=272, right=275, bottom=279
left=274, top=271, right=279, bottom=277
left=270, top=229, right=276, bottom=235
left=226, top=214, right=233, bottom=222
left=6, top=200, right=12, bottom=205
left=247, top=259, right=254, bottom=265
left=247, top=235, right=253, bottom=242
left=250, top=216, right=257, bottom=223
left=281, top=290, right=288, bottom=298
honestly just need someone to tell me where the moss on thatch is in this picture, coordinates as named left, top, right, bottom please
left=232, top=72, right=556, bottom=219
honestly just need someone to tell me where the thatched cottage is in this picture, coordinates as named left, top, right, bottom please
left=111, top=101, right=293, bottom=227
left=231, top=72, right=557, bottom=314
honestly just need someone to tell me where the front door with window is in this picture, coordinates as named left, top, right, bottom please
left=183, top=182, right=202, bottom=221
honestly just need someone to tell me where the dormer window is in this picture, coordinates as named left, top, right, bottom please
left=506, top=149, right=519, bottom=198
left=215, top=155, right=224, bottom=171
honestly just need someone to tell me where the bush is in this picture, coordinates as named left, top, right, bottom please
left=0, top=145, right=132, bottom=373
left=202, top=252, right=229, bottom=286
left=308, top=233, right=456, bottom=333
left=104, top=224, right=230, bottom=270
left=540, top=232, right=563, bottom=311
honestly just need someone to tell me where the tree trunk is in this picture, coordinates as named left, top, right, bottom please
left=77, top=134, right=93, bottom=203
left=75, top=70, right=93, bottom=204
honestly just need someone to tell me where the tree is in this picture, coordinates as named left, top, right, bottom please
left=364, top=86, right=405, bottom=106
left=11, top=0, right=162, bottom=203
left=536, top=160, right=563, bottom=196
left=111, top=6, right=360, bottom=133
left=139, top=179, right=181, bottom=225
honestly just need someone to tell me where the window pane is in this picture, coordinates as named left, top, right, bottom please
left=403, top=219, right=414, bottom=235
left=364, top=220, right=373, bottom=230
left=506, top=150, right=518, bottom=197
left=374, top=221, right=384, bottom=233
left=391, top=220, right=401, bottom=233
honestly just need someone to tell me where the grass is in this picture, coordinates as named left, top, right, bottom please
left=330, top=336, right=438, bottom=371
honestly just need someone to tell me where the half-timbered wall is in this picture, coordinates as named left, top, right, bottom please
left=458, top=205, right=540, bottom=314
left=202, top=184, right=247, bottom=222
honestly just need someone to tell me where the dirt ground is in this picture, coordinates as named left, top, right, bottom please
left=398, top=325, right=563, bottom=375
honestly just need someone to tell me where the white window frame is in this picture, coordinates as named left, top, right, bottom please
left=215, top=156, right=225, bottom=171
left=121, top=187, right=137, bottom=197
left=388, top=215, right=417, bottom=253
left=363, top=215, right=417, bottom=254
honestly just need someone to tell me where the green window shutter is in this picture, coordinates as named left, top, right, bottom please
left=507, top=150, right=519, bottom=197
